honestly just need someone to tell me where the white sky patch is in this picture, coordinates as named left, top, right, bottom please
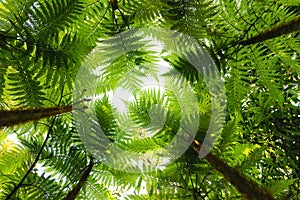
left=291, top=95, right=300, bottom=107
left=6, top=133, right=20, bottom=145
left=110, top=38, right=172, bottom=114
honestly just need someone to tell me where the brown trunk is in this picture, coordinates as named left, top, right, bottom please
left=109, top=0, right=119, bottom=11
left=192, top=140, right=274, bottom=200
left=238, top=15, right=300, bottom=46
left=63, top=159, right=94, bottom=200
left=0, top=105, right=72, bottom=128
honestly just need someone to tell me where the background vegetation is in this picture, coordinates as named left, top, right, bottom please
left=0, top=0, right=299, bottom=199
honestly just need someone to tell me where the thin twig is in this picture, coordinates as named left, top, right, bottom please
left=5, top=116, right=57, bottom=200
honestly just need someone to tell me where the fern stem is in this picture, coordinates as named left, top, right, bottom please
left=192, top=140, right=274, bottom=200
left=62, top=158, right=94, bottom=200
left=238, top=15, right=300, bottom=46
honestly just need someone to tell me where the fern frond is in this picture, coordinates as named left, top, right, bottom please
left=123, top=0, right=166, bottom=27
left=24, top=0, right=84, bottom=36
left=6, top=61, right=46, bottom=107
left=161, top=0, right=217, bottom=40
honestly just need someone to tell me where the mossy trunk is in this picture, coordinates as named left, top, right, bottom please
left=0, top=105, right=72, bottom=128
left=192, top=140, right=274, bottom=200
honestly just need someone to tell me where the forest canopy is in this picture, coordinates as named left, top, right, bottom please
left=0, top=0, right=299, bottom=199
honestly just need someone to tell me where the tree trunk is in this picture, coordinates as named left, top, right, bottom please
left=238, top=15, right=300, bottom=46
left=192, top=140, right=274, bottom=200
left=0, top=105, right=72, bottom=128
left=63, top=158, right=94, bottom=200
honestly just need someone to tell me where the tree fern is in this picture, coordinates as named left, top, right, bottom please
left=0, top=0, right=299, bottom=199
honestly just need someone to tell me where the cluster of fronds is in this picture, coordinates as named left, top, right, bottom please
left=0, top=0, right=299, bottom=199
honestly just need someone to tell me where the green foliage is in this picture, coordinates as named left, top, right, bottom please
left=0, top=0, right=299, bottom=199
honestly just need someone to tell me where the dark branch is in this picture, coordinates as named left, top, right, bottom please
left=192, top=140, right=274, bottom=200
left=62, top=158, right=94, bottom=200
left=238, top=15, right=300, bottom=46
left=5, top=116, right=57, bottom=200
